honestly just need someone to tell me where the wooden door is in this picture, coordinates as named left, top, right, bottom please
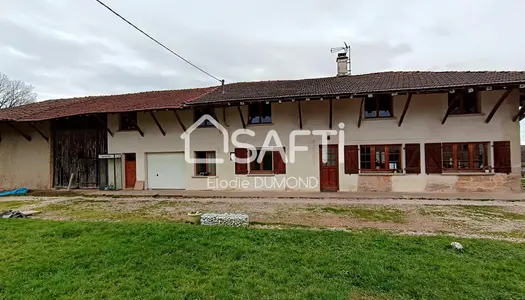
left=125, top=154, right=136, bottom=189
left=319, top=145, right=339, bottom=192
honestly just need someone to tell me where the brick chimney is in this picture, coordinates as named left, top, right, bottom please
left=336, top=53, right=349, bottom=76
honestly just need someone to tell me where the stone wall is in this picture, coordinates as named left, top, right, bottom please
left=355, top=174, right=522, bottom=193
left=357, top=176, right=392, bottom=192
left=455, top=174, right=521, bottom=193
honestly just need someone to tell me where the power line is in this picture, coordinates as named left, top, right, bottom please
left=94, top=0, right=224, bottom=84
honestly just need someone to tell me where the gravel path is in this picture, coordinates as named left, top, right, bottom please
left=2, top=195, right=525, bottom=242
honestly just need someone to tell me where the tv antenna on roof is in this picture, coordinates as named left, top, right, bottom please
left=330, top=42, right=351, bottom=75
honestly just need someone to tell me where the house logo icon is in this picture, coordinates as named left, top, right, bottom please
left=180, top=114, right=229, bottom=164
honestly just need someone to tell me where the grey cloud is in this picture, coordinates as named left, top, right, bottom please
left=0, top=0, right=524, bottom=101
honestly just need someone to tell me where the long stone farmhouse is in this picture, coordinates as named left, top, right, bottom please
left=1, top=61, right=525, bottom=193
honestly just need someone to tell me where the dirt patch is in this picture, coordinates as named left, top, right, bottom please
left=13, top=196, right=525, bottom=242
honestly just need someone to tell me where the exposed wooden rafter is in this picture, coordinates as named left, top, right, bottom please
left=93, top=114, right=114, bottom=137
left=237, top=105, right=246, bottom=129
left=441, top=93, right=461, bottom=125
left=6, top=122, right=31, bottom=141
left=173, top=110, right=186, bottom=132
left=357, top=98, right=364, bottom=128
left=512, top=105, right=525, bottom=122
left=298, top=101, right=303, bottom=129
left=222, top=107, right=229, bottom=126
left=485, top=89, right=512, bottom=123
left=329, top=99, right=333, bottom=129
left=28, top=122, right=49, bottom=142
left=149, top=111, right=166, bottom=136
left=126, top=115, right=144, bottom=137
left=397, top=93, right=412, bottom=127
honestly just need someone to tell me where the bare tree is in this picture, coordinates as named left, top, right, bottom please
left=0, top=73, right=37, bottom=109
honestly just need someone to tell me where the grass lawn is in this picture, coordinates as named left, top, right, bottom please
left=1, top=220, right=525, bottom=299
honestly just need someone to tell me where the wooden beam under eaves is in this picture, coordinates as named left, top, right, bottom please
left=6, top=122, right=31, bottom=141
left=298, top=101, right=303, bottom=129
left=357, top=98, right=364, bottom=128
left=126, top=115, right=144, bottom=137
left=237, top=105, right=246, bottom=129
left=398, top=93, right=412, bottom=127
left=485, top=89, right=512, bottom=123
left=512, top=105, right=525, bottom=122
left=173, top=110, right=186, bottom=132
left=149, top=111, right=166, bottom=136
left=94, top=114, right=114, bottom=137
left=441, top=94, right=461, bottom=125
left=28, top=122, right=49, bottom=142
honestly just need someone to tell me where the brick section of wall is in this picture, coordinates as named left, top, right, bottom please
left=455, top=174, right=522, bottom=192
left=357, top=176, right=392, bottom=192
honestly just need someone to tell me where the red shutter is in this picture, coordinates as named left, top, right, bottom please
left=234, top=148, right=248, bottom=175
left=273, top=148, right=286, bottom=174
left=424, top=143, right=442, bottom=174
left=405, top=143, right=421, bottom=174
left=493, top=141, right=511, bottom=174
left=344, top=145, right=359, bottom=174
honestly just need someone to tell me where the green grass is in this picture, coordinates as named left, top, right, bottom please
left=2, top=220, right=524, bottom=299
left=0, top=200, right=40, bottom=211
left=321, top=206, right=407, bottom=223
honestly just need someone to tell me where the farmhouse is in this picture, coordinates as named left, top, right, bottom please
left=1, top=60, right=524, bottom=193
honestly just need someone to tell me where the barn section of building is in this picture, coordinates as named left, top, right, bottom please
left=0, top=87, right=217, bottom=190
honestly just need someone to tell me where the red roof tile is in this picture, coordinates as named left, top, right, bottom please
left=1, top=71, right=524, bottom=122
left=0, top=87, right=217, bottom=122
left=189, top=71, right=525, bottom=104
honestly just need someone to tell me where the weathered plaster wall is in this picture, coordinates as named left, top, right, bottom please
left=107, top=89, right=521, bottom=192
left=0, top=121, right=51, bottom=189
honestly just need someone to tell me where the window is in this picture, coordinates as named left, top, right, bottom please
left=360, top=145, right=402, bottom=172
left=119, top=112, right=137, bottom=131
left=250, top=149, right=273, bottom=173
left=448, top=92, right=479, bottom=114
left=364, top=95, right=393, bottom=118
left=248, top=103, right=272, bottom=124
left=195, top=151, right=216, bottom=176
left=442, top=142, right=488, bottom=171
left=235, top=148, right=286, bottom=175
left=194, top=107, right=215, bottom=127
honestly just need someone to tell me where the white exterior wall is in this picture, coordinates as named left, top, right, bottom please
left=107, top=90, right=521, bottom=192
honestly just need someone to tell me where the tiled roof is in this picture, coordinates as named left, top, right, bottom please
left=0, top=87, right=217, bottom=122
left=1, top=71, right=524, bottom=122
left=189, top=71, right=525, bottom=104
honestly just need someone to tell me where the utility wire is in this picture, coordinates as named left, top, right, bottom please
left=94, top=0, right=224, bottom=84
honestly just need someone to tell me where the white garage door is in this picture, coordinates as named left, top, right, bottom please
left=147, top=153, right=185, bottom=189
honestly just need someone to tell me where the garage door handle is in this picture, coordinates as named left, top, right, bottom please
left=156, top=174, right=159, bottom=176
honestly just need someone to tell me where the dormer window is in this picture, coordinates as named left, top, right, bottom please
left=194, top=107, right=215, bottom=127
left=248, top=103, right=272, bottom=124
left=364, top=95, right=393, bottom=118
left=448, top=92, right=480, bottom=114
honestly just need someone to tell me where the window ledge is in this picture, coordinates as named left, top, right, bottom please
left=191, top=176, right=218, bottom=179
left=359, top=172, right=405, bottom=176
left=362, top=117, right=397, bottom=121
left=247, top=173, right=275, bottom=177
left=248, top=122, right=274, bottom=126
left=441, top=172, right=493, bottom=176
left=447, top=113, right=485, bottom=117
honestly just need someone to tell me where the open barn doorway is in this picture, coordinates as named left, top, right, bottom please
left=52, top=115, right=108, bottom=189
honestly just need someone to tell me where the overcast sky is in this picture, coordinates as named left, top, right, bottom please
left=1, top=0, right=525, bottom=138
